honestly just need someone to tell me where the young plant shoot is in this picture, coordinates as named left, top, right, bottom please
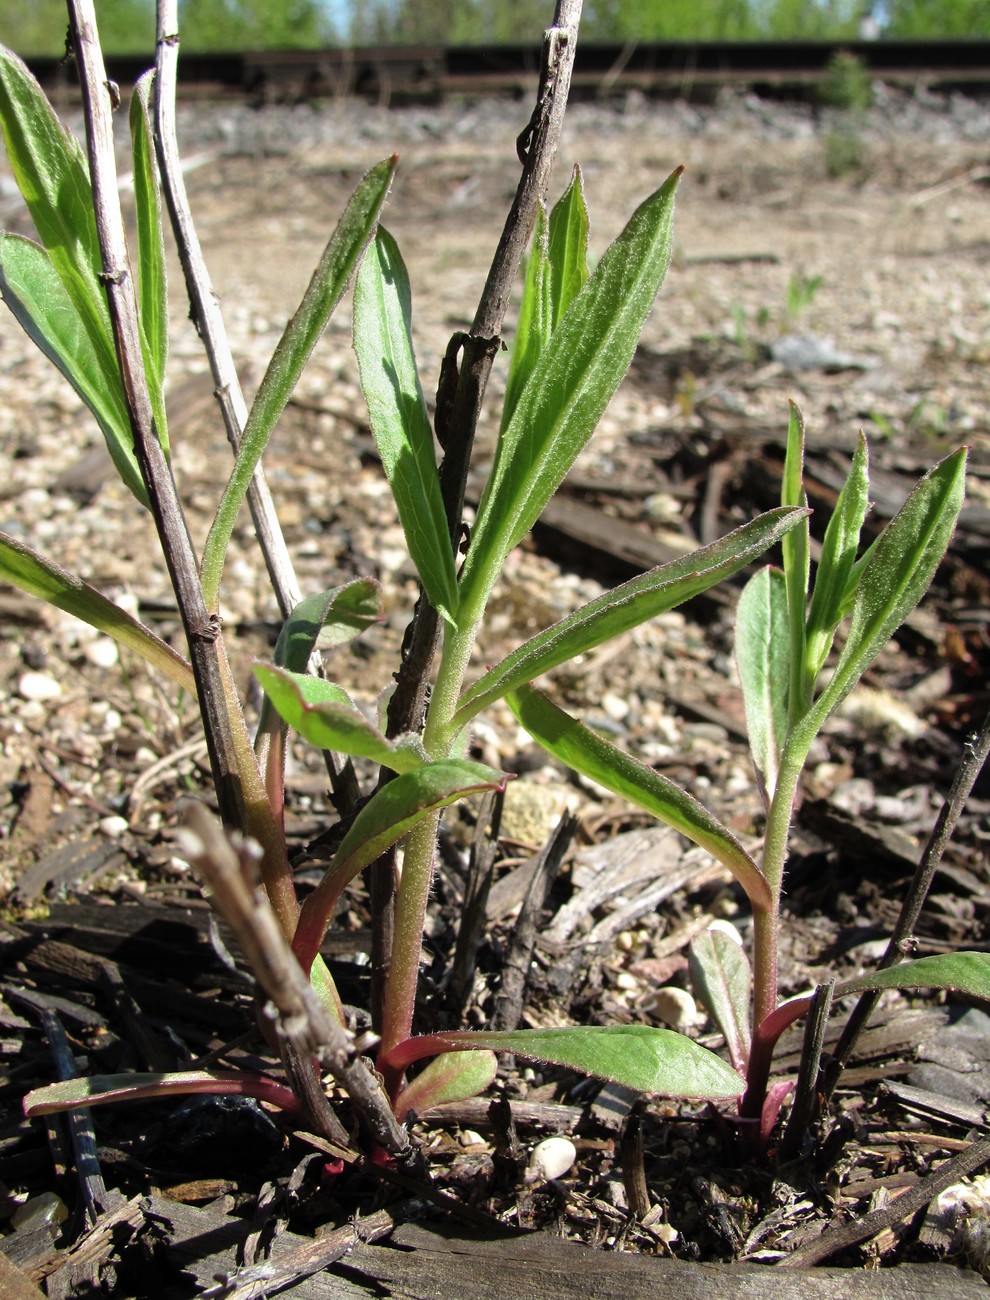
left=2, top=1, right=984, bottom=1164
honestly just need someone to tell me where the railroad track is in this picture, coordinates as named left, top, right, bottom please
left=24, top=39, right=990, bottom=105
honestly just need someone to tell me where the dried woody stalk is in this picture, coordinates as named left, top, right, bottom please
left=369, top=0, right=583, bottom=1025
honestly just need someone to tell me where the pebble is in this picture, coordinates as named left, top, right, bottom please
left=99, top=815, right=130, bottom=838
left=17, top=670, right=62, bottom=702
left=84, top=637, right=119, bottom=669
left=527, top=1136, right=577, bottom=1183
left=642, top=985, right=704, bottom=1031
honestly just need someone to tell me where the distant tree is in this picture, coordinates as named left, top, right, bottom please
left=1, top=0, right=152, bottom=55
left=884, top=0, right=990, bottom=35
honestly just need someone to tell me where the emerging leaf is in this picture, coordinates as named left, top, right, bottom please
left=459, top=168, right=683, bottom=622
left=501, top=202, right=551, bottom=431
left=393, top=1050, right=498, bottom=1122
left=507, top=685, right=771, bottom=912
left=546, top=165, right=590, bottom=330
left=353, top=225, right=460, bottom=624
left=0, top=531, right=194, bottom=692
left=253, top=664, right=425, bottom=772
left=735, top=566, right=790, bottom=803
left=386, top=1025, right=744, bottom=1101
left=781, top=402, right=810, bottom=724
left=689, top=924, right=752, bottom=1073
left=129, top=72, right=169, bottom=450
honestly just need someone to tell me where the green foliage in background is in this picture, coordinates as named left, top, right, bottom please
left=2, top=0, right=988, bottom=56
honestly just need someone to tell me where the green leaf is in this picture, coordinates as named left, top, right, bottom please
left=546, top=165, right=590, bottom=330
left=803, top=431, right=870, bottom=685
left=0, top=233, right=145, bottom=504
left=387, top=1025, right=744, bottom=1101
left=501, top=202, right=551, bottom=432
left=129, top=72, right=169, bottom=453
left=735, top=566, right=790, bottom=803
left=352, top=224, right=460, bottom=625
left=454, top=508, right=806, bottom=732
left=506, top=685, right=771, bottom=911
left=254, top=663, right=426, bottom=772
left=838, top=951, right=990, bottom=1001
left=394, top=1050, right=498, bottom=1122
left=293, top=759, right=508, bottom=972
left=688, top=924, right=752, bottom=1073
left=781, top=402, right=810, bottom=723
left=23, top=1070, right=299, bottom=1117
left=273, top=579, right=384, bottom=674
left=202, top=156, right=395, bottom=611
left=0, top=531, right=194, bottom=693
left=459, top=168, right=682, bottom=622
left=793, top=448, right=967, bottom=757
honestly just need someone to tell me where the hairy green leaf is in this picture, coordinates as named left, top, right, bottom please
left=273, top=580, right=384, bottom=674
left=688, top=924, right=752, bottom=1073
left=0, top=531, right=194, bottom=692
left=507, top=686, right=771, bottom=911
left=459, top=168, right=682, bottom=621
left=793, top=448, right=966, bottom=756
left=501, top=202, right=551, bottom=431
left=387, top=1025, right=744, bottom=1101
left=352, top=224, right=460, bottom=624
left=394, top=1050, right=498, bottom=1122
left=735, top=565, right=790, bottom=803
left=838, top=951, right=990, bottom=1001
left=546, top=164, right=590, bottom=330
left=292, top=759, right=508, bottom=972
left=129, top=72, right=169, bottom=451
left=454, top=508, right=806, bottom=732
left=203, top=156, right=395, bottom=610
left=253, top=664, right=425, bottom=772
left=23, top=1070, right=299, bottom=1117
left=781, top=402, right=810, bottom=722
left=0, top=233, right=145, bottom=502
left=803, top=431, right=870, bottom=686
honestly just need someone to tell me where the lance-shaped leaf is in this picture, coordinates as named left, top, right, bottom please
left=781, top=402, right=810, bottom=723
left=24, top=1070, right=300, bottom=1118
left=501, top=202, right=551, bottom=432
left=393, top=1050, right=498, bottom=1122
left=803, top=431, right=870, bottom=688
left=454, top=508, right=806, bottom=733
left=688, top=924, right=752, bottom=1073
left=386, top=1025, right=744, bottom=1101
left=791, top=448, right=967, bottom=758
left=546, top=164, right=590, bottom=330
left=129, top=72, right=169, bottom=450
left=202, top=157, right=395, bottom=610
left=292, top=759, right=508, bottom=973
left=254, top=663, right=425, bottom=773
left=507, top=686, right=771, bottom=912
left=0, top=233, right=146, bottom=503
left=837, top=951, right=990, bottom=1001
left=459, top=168, right=682, bottom=621
left=0, top=531, right=194, bottom=692
left=352, top=225, right=459, bottom=625
left=735, top=565, right=790, bottom=804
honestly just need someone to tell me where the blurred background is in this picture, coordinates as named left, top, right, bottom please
left=2, top=0, right=988, bottom=56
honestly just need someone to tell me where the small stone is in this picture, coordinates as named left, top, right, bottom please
left=99, top=815, right=130, bottom=838
left=527, top=1136, right=576, bottom=1183
left=458, top=1129, right=485, bottom=1148
left=84, top=637, right=119, bottom=669
left=12, top=1191, right=68, bottom=1231
left=18, top=671, right=63, bottom=702
left=614, top=971, right=639, bottom=991
left=642, top=985, right=703, bottom=1031
left=601, top=691, right=630, bottom=722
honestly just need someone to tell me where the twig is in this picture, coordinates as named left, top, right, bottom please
left=39, top=1009, right=108, bottom=1226
left=779, top=1132, right=990, bottom=1268
left=780, top=977, right=834, bottom=1162
left=177, top=802, right=411, bottom=1158
left=446, top=789, right=504, bottom=1016
left=821, top=706, right=990, bottom=1103
left=370, top=0, right=583, bottom=1027
left=492, top=812, right=578, bottom=1031
left=152, top=0, right=300, bottom=622
left=66, top=0, right=254, bottom=839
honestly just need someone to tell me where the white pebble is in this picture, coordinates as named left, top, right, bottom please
left=98, top=815, right=130, bottom=838
left=601, top=692, right=630, bottom=722
left=84, top=637, right=119, bottom=669
left=643, top=986, right=703, bottom=1031
left=18, top=671, right=62, bottom=702
left=527, top=1136, right=576, bottom=1183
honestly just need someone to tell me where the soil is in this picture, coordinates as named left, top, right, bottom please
left=0, top=83, right=989, bottom=1295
